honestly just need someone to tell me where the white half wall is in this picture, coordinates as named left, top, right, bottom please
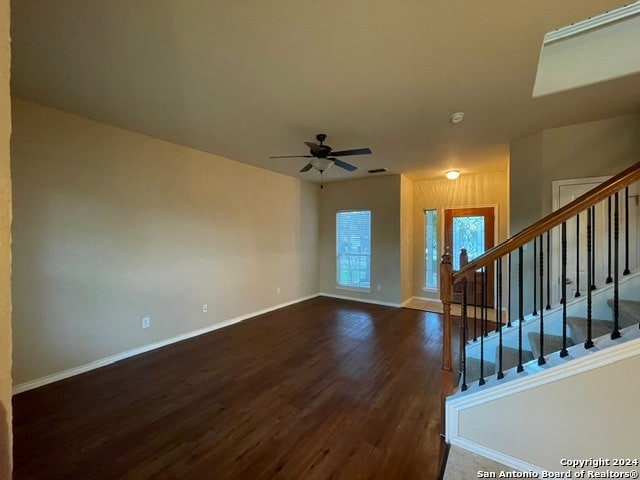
left=449, top=337, right=640, bottom=472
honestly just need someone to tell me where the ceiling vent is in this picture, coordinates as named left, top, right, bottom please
left=368, top=168, right=388, bottom=174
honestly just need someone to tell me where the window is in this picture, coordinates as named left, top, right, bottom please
left=424, top=209, right=438, bottom=289
left=452, top=215, right=485, bottom=270
left=336, top=210, right=371, bottom=290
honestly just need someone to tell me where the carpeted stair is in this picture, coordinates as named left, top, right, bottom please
left=497, top=345, right=533, bottom=371
left=464, top=357, right=495, bottom=383
left=464, top=298, right=640, bottom=385
left=528, top=332, right=575, bottom=359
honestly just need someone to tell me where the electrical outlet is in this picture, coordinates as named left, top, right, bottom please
left=376, top=284, right=382, bottom=292
left=276, top=286, right=281, bottom=294
left=142, top=316, right=151, bottom=329
left=202, top=304, right=208, bottom=313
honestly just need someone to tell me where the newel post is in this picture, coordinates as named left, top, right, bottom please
left=440, top=247, right=453, bottom=372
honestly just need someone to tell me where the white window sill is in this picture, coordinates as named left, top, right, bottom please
left=422, top=287, right=439, bottom=293
left=335, top=285, right=371, bottom=294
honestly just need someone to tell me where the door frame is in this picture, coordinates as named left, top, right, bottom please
left=443, top=205, right=497, bottom=306
left=551, top=176, right=640, bottom=304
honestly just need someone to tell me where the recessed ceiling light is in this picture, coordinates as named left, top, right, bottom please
left=445, top=170, right=460, bottom=180
left=449, top=112, right=465, bottom=124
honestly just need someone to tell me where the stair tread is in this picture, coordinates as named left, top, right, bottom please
left=528, top=332, right=574, bottom=359
left=567, top=316, right=618, bottom=344
left=463, top=357, right=495, bottom=385
left=606, top=299, right=640, bottom=328
left=496, top=346, right=533, bottom=371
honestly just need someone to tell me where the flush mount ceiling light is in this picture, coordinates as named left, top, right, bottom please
left=445, top=170, right=460, bottom=180
left=449, top=112, right=465, bottom=124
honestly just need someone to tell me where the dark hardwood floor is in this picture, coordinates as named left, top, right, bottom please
left=13, top=296, right=452, bottom=479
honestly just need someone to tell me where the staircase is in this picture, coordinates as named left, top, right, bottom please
left=439, top=161, right=640, bottom=473
left=464, top=284, right=640, bottom=385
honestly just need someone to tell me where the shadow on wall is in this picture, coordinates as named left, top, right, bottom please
left=0, top=403, right=8, bottom=478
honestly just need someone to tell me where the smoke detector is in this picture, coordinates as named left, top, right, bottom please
left=450, top=112, right=465, bottom=124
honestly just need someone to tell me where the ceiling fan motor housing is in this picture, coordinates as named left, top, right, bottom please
left=312, top=146, right=332, bottom=158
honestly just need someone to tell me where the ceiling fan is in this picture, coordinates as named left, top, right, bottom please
left=270, top=134, right=372, bottom=179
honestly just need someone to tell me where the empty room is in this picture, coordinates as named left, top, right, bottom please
left=2, top=1, right=640, bottom=479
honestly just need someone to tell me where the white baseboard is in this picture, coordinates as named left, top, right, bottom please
left=13, top=293, right=320, bottom=395
left=319, top=292, right=402, bottom=308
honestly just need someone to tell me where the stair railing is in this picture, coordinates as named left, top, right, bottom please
left=441, top=161, right=640, bottom=391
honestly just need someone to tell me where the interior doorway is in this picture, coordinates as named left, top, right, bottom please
left=444, top=206, right=495, bottom=306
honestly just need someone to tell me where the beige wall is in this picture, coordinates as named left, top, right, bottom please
left=0, top=0, right=10, bottom=475
left=510, top=114, right=640, bottom=233
left=11, top=99, right=319, bottom=385
left=412, top=171, right=509, bottom=299
left=318, top=175, right=402, bottom=305
left=510, top=114, right=640, bottom=315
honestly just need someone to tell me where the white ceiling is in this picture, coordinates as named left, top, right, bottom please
left=10, top=0, right=640, bottom=183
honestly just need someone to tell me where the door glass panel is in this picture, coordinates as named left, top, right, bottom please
left=452, top=215, right=485, bottom=270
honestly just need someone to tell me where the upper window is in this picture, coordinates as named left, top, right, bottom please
left=336, top=210, right=371, bottom=290
left=425, top=209, right=438, bottom=289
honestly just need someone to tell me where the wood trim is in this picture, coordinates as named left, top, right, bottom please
left=443, top=206, right=495, bottom=254
left=445, top=206, right=495, bottom=305
left=453, top=160, right=640, bottom=283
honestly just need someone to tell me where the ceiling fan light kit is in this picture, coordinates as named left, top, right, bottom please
left=270, top=133, right=372, bottom=178
left=310, top=158, right=333, bottom=172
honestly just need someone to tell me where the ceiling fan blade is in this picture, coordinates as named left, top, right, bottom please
left=332, top=158, right=358, bottom=172
left=299, top=163, right=313, bottom=172
left=329, top=147, right=372, bottom=157
left=304, top=142, right=322, bottom=152
left=269, top=155, right=313, bottom=159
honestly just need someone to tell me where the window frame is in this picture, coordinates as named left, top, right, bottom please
left=424, top=208, right=439, bottom=291
left=335, top=209, right=372, bottom=293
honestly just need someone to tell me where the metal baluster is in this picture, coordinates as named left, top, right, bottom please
left=585, top=208, right=594, bottom=349
left=507, top=252, right=512, bottom=327
left=517, top=246, right=524, bottom=373
left=538, top=235, right=546, bottom=365
left=483, top=267, right=488, bottom=338
left=461, top=278, right=468, bottom=391
left=575, top=213, right=581, bottom=297
left=479, top=267, right=486, bottom=386
left=624, top=187, right=630, bottom=275
left=532, top=239, right=538, bottom=315
left=473, top=274, right=478, bottom=342
left=497, top=257, right=504, bottom=379
left=612, top=192, right=621, bottom=340
left=495, top=260, right=501, bottom=333
left=546, top=231, right=551, bottom=309
left=591, top=206, right=597, bottom=290
left=606, top=196, right=613, bottom=283
left=560, top=222, right=569, bottom=357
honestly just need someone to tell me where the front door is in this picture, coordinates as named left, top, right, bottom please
left=444, top=207, right=495, bottom=306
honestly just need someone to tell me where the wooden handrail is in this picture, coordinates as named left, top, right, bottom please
left=452, top=160, right=640, bottom=283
